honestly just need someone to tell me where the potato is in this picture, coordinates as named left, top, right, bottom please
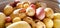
left=7, top=21, right=31, bottom=28
left=53, top=13, right=60, bottom=19
left=36, top=21, right=46, bottom=28
left=36, top=7, right=45, bottom=20
left=10, top=9, right=20, bottom=19
left=44, top=8, right=54, bottom=19
left=5, top=16, right=12, bottom=23
left=4, top=5, right=14, bottom=15
left=54, top=19, right=60, bottom=28
left=5, top=22, right=12, bottom=27
left=0, top=12, right=6, bottom=28
left=43, top=18, right=53, bottom=28
left=23, top=17, right=36, bottom=28
left=10, top=9, right=26, bottom=19
left=23, top=3, right=29, bottom=9
left=26, top=7, right=35, bottom=16
left=16, top=3, right=23, bottom=9
left=12, top=17, right=21, bottom=23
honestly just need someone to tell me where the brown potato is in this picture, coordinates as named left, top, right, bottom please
left=23, top=17, right=36, bottom=28
left=7, top=21, right=31, bottom=28
left=36, top=21, right=46, bottom=28
left=0, top=12, right=6, bottom=28
left=12, top=17, right=21, bottom=23
left=44, top=8, right=54, bottom=19
left=43, top=18, right=53, bottom=28
left=4, top=5, right=14, bottom=15
left=53, top=13, right=60, bottom=19
left=16, top=3, right=23, bottom=9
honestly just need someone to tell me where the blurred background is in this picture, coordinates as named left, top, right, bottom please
left=0, top=0, right=60, bottom=12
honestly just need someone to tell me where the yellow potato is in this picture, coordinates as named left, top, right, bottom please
left=5, top=22, right=12, bottom=27
left=12, top=17, right=21, bottom=23
left=36, top=21, right=46, bottom=28
left=10, top=9, right=26, bottom=19
left=7, top=21, right=31, bottom=28
left=43, top=18, right=53, bottom=28
left=23, top=3, right=29, bottom=9
left=0, top=12, right=6, bottom=28
left=4, top=5, right=14, bottom=15
left=23, top=17, right=36, bottom=28
left=53, top=13, right=60, bottom=19
left=16, top=3, right=23, bottom=9
left=44, top=8, right=54, bottom=19
left=10, top=9, right=20, bottom=19
left=54, top=19, right=60, bottom=28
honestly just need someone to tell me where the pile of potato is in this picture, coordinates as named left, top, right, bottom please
left=0, top=0, right=60, bottom=28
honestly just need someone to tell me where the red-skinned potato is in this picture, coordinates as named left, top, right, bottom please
left=5, top=16, right=12, bottom=23
left=26, top=7, right=35, bottom=16
left=36, top=7, right=45, bottom=20
left=4, top=5, right=14, bottom=16
left=30, top=4, right=36, bottom=9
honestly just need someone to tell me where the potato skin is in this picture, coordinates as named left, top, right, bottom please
left=43, top=18, right=53, bottom=28
left=10, top=9, right=20, bottom=19
left=12, top=17, right=21, bottom=23
left=16, top=3, right=23, bottom=9
left=0, top=12, right=6, bottom=28
left=23, top=17, right=36, bottom=28
left=54, top=19, right=60, bottom=28
left=7, top=21, right=31, bottom=28
left=53, top=13, right=60, bottom=19
left=36, top=21, right=46, bottom=28
left=44, top=8, right=54, bottom=19
left=4, top=5, right=14, bottom=16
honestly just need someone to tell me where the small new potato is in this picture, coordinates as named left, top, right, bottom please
left=26, top=7, right=35, bottom=16
left=54, top=19, right=60, bottom=28
left=43, top=18, right=53, bottom=28
left=23, top=3, right=29, bottom=9
left=53, top=13, right=60, bottom=19
left=4, top=5, right=14, bottom=15
left=16, top=3, right=23, bottom=9
left=0, top=12, right=6, bottom=28
left=5, top=16, right=12, bottom=23
left=36, top=21, right=46, bottom=28
left=12, top=17, right=21, bottom=23
left=23, top=17, right=36, bottom=28
left=10, top=9, right=20, bottom=19
left=44, top=8, right=54, bottom=19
